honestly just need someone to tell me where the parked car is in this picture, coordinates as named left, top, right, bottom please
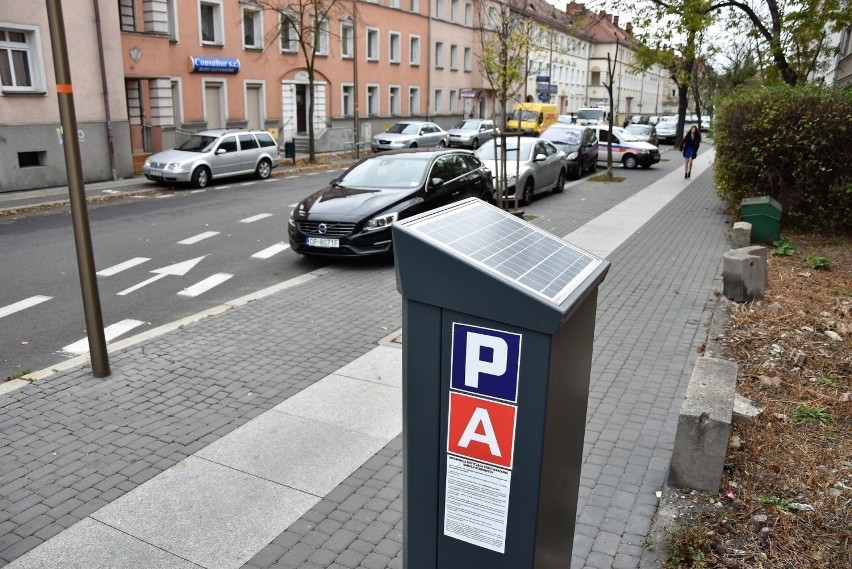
left=142, top=129, right=280, bottom=189
left=591, top=126, right=661, bottom=169
left=648, top=115, right=660, bottom=125
left=629, top=115, right=646, bottom=124
left=557, top=114, right=576, bottom=124
left=625, top=123, right=658, bottom=147
left=700, top=115, right=712, bottom=132
left=655, top=119, right=678, bottom=144
left=447, top=119, right=494, bottom=149
left=540, top=124, right=598, bottom=179
left=371, top=121, right=448, bottom=152
left=475, top=137, right=566, bottom=205
left=288, top=149, right=492, bottom=257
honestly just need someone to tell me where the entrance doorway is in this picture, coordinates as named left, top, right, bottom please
left=295, top=84, right=307, bottom=133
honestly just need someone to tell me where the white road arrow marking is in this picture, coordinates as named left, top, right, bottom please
left=239, top=213, right=273, bottom=224
left=252, top=242, right=289, bottom=259
left=62, top=319, right=146, bottom=355
left=178, top=231, right=219, bottom=245
left=97, top=257, right=150, bottom=277
left=177, top=273, right=233, bottom=297
left=0, top=296, right=52, bottom=320
left=117, top=256, right=208, bottom=296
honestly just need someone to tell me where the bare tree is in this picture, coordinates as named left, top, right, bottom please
left=253, top=0, right=350, bottom=161
left=602, top=39, right=621, bottom=178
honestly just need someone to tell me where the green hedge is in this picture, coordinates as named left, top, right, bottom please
left=713, top=84, right=852, bottom=232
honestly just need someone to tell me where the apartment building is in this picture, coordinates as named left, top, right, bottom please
left=0, top=0, right=132, bottom=192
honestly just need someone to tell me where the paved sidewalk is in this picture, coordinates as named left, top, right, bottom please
left=1, top=148, right=730, bottom=568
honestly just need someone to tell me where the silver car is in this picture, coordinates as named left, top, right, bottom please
left=371, top=121, right=449, bottom=151
left=142, top=129, right=281, bottom=188
left=446, top=119, right=494, bottom=149
left=475, top=138, right=566, bottom=205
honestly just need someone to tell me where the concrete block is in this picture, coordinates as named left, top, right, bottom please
left=738, top=245, right=769, bottom=287
left=733, top=394, right=763, bottom=423
left=723, top=248, right=766, bottom=302
left=731, top=222, right=752, bottom=249
left=668, top=357, right=738, bottom=493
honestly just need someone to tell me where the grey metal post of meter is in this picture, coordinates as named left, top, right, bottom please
left=393, top=198, right=610, bottom=569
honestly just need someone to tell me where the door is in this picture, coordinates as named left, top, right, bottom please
left=296, top=85, right=307, bottom=133
left=211, top=135, right=241, bottom=176
left=246, top=84, right=262, bottom=130
left=535, top=141, right=560, bottom=189
left=205, top=84, right=224, bottom=130
left=237, top=133, right=261, bottom=173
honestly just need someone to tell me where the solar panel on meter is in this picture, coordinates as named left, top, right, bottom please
left=402, top=200, right=603, bottom=305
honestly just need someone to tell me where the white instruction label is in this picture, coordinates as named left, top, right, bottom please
left=443, top=454, right=511, bottom=553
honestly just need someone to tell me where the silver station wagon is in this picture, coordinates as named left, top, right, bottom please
left=143, top=129, right=281, bottom=188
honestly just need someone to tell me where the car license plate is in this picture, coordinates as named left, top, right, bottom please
left=149, top=171, right=162, bottom=177
left=307, top=237, right=339, bottom=248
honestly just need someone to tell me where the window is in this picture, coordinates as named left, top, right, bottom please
left=366, top=85, right=379, bottom=115
left=239, top=133, right=259, bottom=150
left=449, top=45, right=458, bottom=70
left=340, top=20, right=354, bottom=58
left=389, top=0, right=400, bottom=7
left=409, top=86, right=420, bottom=115
left=449, top=89, right=458, bottom=113
left=389, top=86, right=400, bottom=115
left=0, top=25, right=43, bottom=93
left=18, top=151, right=45, bottom=167
left=434, top=89, right=442, bottom=114
left=435, top=0, right=444, bottom=19
left=279, top=13, right=298, bottom=52
left=341, top=84, right=354, bottom=116
left=591, top=71, right=601, bottom=86
left=367, top=28, right=379, bottom=61
left=409, top=35, right=420, bottom=65
left=464, top=3, right=473, bottom=26
left=435, top=42, right=443, bottom=68
left=199, top=1, right=223, bottom=45
left=451, top=0, right=459, bottom=22
left=463, top=47, right=471, bottom=72
left=410, top=0, right=419, bottom=11
left=312, top=15, right=328, bottom=55
left=167, top=0, right=179, bottom=41
left=242, top=8, right=262, bottom=49
left=217, top=136, right=238, bottom=153
left=389, top=32, right=401, bottom=63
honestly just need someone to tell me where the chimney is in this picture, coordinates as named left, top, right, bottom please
left=613, top=15, right=619, bottom=27
left=626, top=22, right=633, bottom=34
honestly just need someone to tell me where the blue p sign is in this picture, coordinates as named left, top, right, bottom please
left=451, top=323, right=521, bottom=403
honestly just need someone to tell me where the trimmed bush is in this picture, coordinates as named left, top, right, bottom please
left=713, top=84, right=852, bottom=232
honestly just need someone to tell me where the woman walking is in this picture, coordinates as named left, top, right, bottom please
left=680, top=125, right=701, bottom=178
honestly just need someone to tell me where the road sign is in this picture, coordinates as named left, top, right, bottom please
left=447, top=391, right=517, bottom=468
left=450, top=323, right=520, bottom=403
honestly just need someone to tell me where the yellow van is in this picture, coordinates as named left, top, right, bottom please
left=507, top=103, right=558, bottom=136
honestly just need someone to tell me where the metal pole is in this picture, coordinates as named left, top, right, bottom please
left=46, top=0, right=110, bottom=378
left=352, top=0, right=360, bottom=159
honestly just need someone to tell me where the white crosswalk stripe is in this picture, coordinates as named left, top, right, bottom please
left=239, top=213, right=273, bottom=224
left=0, top=296, right=52, bottom=320
left=178, top=231, right=219, bottom=245
left=97, top=257, right=150, bottom=277
left=252, top=243, right=289, bottom=259
left=61, top=319, right=146, bottom=355
left=177, top=273, right=234, bottom=297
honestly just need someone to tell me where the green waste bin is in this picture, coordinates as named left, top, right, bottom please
left=740, top=196, right=782, bottom=244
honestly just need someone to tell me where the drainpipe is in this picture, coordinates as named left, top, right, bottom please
left=426, top=6, right=432, bottom=120
left=93, top=0, right=118, bottom=180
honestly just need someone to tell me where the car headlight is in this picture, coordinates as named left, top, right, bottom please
left=144, top=159, right=151, bottom=167
left=567, top=152, right=579, bottom=160
left=166, top=163, right=182, bottom=171
left=364, top=212, right=398, bottom=231
left=288, top=212, right=296, bottom=227
left=639, top=149, right=649, bottom=154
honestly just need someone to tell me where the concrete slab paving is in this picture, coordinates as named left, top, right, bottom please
left=333, top=345, right=403, bottom=387
left=91, top=456, right=319, bottom=569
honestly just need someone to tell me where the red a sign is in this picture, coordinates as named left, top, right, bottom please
left=447, top=392, right=517, bottom=469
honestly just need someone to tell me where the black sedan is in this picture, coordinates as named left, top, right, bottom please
left=288, top=149, right=493, bottom=257
left=540, top=124, right=598, bottom=179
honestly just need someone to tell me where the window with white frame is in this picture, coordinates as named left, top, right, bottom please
left=464, top=2, right=472, bottom=26
left=242, top=7, right=262, bottom=49
left=389, top=0, right=400, bottom=7
left=409, top=86, right=420, bottom=115
left=449, top=45, right=458, bottom=70
left=341, top=84, right=354, bottom=116
left=167, top=0, right=179, bottom=41
left=279, top=13, right=298, bottom=52
left=340, top=19, right=353, bottom=58
left=451, top=0, right=459, bottom=22
left=410, top=0, right=419, bottom=11
left=435, top=0, right=444, bottom=19
left=433, top=89, right=442, bottom=114
left=312, top=15, right=328, bottom=55
left=366, top=28, right=379, bottom=61
left=199, top=1, right=223, bottom=45
left=463, top=47, right=471, bottom=72
left=435, top=42, right=443, bottom=68
left=409, top=35, right=420, bottom=65
left=389, top=86, right=400, bottom=115
left=449, top=89, right=458, bottom=113
left=0, top=24, right=44, bottom=93
left=389, top=32, right=401, bottom=63
left=366, top=84, right=379, bottom=115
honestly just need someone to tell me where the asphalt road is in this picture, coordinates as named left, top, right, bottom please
left=0, top=170, right=357, bottom=379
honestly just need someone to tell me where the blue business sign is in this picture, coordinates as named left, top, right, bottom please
left=189, top=56, right=240, bottom=74
left=450, top=323, right=521, bottom=403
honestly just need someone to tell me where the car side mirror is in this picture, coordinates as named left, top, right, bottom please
left=534, top=153, right=546, bottom=162
left=429, top=177, right=444, bottom=189
left=216, top=148, right=227, bottom=155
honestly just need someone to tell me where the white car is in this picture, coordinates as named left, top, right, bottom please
left=590, top=126, right=661, bottom=169
left=475, top=138, right=566, bottom=205
left=371, top=121, right=449, bottom=151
